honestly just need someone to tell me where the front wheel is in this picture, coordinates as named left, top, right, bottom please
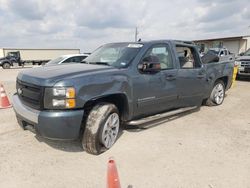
left=82, top=103, right=120, bottom=155
left=205, top=80, right=225, bottom=106
left=2, top=62, right=11, bottom=69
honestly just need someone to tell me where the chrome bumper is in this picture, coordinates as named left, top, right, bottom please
left=12, top=94, right=39, bottom=124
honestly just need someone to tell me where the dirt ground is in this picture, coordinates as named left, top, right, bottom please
left=0, top=67, right=250, bottom=188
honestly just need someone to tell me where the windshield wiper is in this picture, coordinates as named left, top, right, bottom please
left=89, top=62, right=110, bottom=66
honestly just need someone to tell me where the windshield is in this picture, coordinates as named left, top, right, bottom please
left=83, top=43, right=143, bottom=68
left=7, top=52, right=17, bottom=58
left=46, top=56, right=65, bottom=65
left=244, top=49, right=250, bottom=56
left=208, top=49, right=219, bottom=55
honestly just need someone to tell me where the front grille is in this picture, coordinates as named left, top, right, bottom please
left=240, top=69, right=250, bottom=73
left=241, top=61, right=250, bottom=68
left=16, top=79, right=43, bottom=110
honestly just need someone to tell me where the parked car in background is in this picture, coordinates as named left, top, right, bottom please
left=12, top=40, right=234, bottom=155
left=235, top=48, right=250, bottom=78
left=45, top=54, right=89, bottom=66
left=207, top=47, right=235, bottom=62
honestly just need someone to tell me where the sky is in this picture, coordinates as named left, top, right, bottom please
left=0, top=0, right=249, bottom=52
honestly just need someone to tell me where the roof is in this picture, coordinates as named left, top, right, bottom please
left=105, top=40, right=194, bottom=46
left=193, top=35, right=250, bottom=42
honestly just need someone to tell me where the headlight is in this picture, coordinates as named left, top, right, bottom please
left=44, top=87, right=76, bottom=109
left=235, top=61, right=241, bottom=66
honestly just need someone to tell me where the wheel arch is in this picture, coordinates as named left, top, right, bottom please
left=1, top=60, right=12, bottom=68
left=83, top=93, right=130, bottom=121
left=215, top=76, right=228, bottom=88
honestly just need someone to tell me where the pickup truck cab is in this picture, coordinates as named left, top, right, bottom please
left=0, top=51, right=23, bottom=69
left=12, top=40, right=234, bottom=155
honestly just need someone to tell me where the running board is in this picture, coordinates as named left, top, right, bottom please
left=127, top=106, right=198, bottom=126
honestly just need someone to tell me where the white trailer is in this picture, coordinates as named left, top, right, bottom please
left=0, top=48, right=80, bottom=67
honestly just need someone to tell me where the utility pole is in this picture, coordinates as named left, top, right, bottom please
left=135, top=27, right=138, bottom=42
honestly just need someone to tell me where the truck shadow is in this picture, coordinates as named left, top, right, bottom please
left=33, top=108, right=200, bottom=152
left=35, top=135, right=84, bottom=152
left=124, top=107, right=200, bottom=133
left=34, top=130, right=125, bottom=153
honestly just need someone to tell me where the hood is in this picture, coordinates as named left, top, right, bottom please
left=0, top=57, right=7, bottom=61
left=17, top=63, right=116, bottom=86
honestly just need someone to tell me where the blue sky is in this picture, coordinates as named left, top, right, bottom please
left=0, top=0, right=249, bottom=52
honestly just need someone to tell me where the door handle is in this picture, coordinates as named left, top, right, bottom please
left=165, top=74, right=176, bottom=80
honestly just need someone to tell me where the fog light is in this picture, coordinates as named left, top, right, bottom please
left=52, top=99, right=66, bottom=107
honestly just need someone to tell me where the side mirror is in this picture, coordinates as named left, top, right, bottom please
left=239, top=52, right=244, bottom=56
left=138, top=56, right=161, bottom=73
left=201, top=51, right=219, bottom=64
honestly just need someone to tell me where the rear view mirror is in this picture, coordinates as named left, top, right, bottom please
left=201, top=51, right=219, bottom=64
left=138, top=55, right=161, bottom=73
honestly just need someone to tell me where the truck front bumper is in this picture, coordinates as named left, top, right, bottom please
left=12, top=94, right=84, bottom=140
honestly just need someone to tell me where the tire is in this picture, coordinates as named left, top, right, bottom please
left=82, top=103, right=120, bottom=155
left=2, top=62, right=11, bottom=69
left=205, top=80, right=225, bottom=106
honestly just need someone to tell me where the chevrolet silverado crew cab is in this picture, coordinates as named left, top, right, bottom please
left=13, top=40, right=234, bottom=155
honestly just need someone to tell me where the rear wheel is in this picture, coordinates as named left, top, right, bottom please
left=205, top=80, right=225, bottom=106
left=82, top=103, right=120, bottom=155
left=2, top=62, right=11, bottom=69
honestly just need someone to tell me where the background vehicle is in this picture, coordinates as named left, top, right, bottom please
left=206, top=47, right=235, bottom=62
left=235, top=48, right=250, bottom=77
left=44, top=54, right=89, bottom=66
left=12, top=40, right=234, bottom=155
left=0, top=48, right=80, bottom=69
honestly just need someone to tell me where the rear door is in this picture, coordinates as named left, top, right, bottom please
left=175, top=45, right=206, bottom=107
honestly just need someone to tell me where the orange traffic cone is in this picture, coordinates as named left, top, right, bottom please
left=0, top=84, right=12, bottom=109
left=107, top=158, right=121, bottom=188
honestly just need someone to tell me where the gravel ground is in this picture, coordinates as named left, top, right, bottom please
left=0, top=67, right=250, bottom=188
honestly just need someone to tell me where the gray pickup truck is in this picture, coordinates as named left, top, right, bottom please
left=235, top=48, right=250, bottom=77
left=12, top=40, right=234, bottom=155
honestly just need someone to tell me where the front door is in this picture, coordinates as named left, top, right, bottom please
left=132, top=44, right=178, bottom=118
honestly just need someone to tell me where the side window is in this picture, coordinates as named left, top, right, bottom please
left=63, top=56, right=85, bottom=63
left=63, top=57, right=75, bottom=63
left=143, top=45, right=173, bottom=70
left=176, top=46, right=200, bottom=69
left=72, top=56, right=81, bottom=62
left=79, top=56, right=87, bottom=61
left=224, top=50, right=228, bottom=55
